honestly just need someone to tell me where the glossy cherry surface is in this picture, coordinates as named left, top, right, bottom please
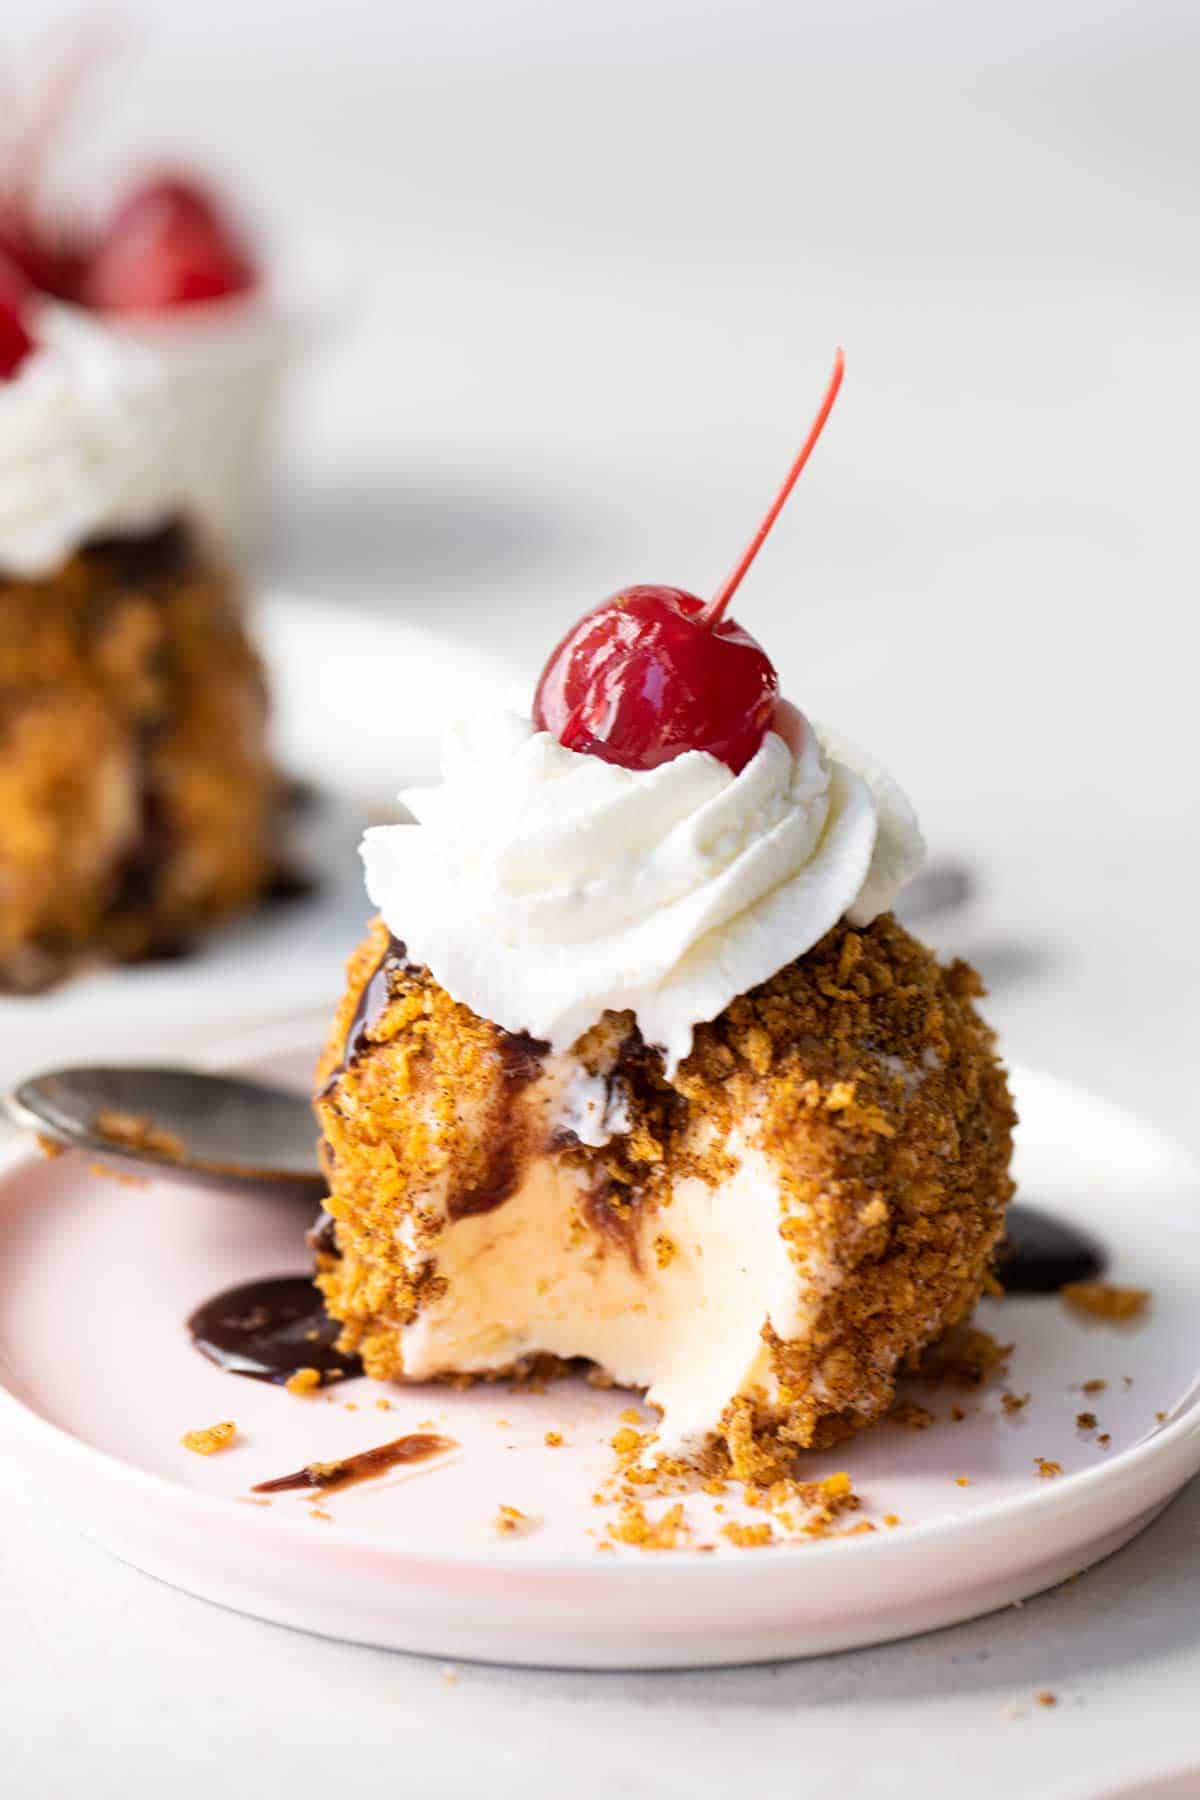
left=533, top=351, right=845, bottom=776
left=0, top=293, right=35, bottom=380
left=85, top=175, right=257, bottom=313
left=533, top=585, right=779, bottom=774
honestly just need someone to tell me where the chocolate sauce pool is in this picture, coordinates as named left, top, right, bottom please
left=998, top=1204, right=1107, bottom=1295
left=187, top=1275, right=362, bottom=1385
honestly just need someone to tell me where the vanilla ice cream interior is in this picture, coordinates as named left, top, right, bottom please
left=392, top=1055, right=828, bottom=1455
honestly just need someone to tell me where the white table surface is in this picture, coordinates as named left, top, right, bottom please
left=3, top=11, right=1199, bottom=1796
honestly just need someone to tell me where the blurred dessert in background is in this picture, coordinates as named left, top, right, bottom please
left=0, top=287, right=282, bottom=992
left=0, top=31, right=328, bottom=550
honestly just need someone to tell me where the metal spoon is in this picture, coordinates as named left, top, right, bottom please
left=5, top=1065, right=325, bottom=1202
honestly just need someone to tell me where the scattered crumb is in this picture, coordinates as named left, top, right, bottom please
left=234, top=1495, right=271, bottom=1507
left=720, top=1520, right=774, bottom=1549
left=892, top=1400, right=936, bottom=1431
left=1082, top=1379, right=1107, bottom=1394
left=309, top=1507, right=332, bottom=1522
left=344, top=1402, right=359, bottom=1412
left=1062, top=1281, right=1150, bottom=1322
left=838, top=1521, right=877, bottom=1540
left=1098, top=1433, right=1111, bottom=1446
left=610, top=1426, right=649, bottom=1459
left=1036, top=1458, right=1063, bottom=1479
left=1076, top=1412, right=1098, bottom=1430
left=1123, top=1375, right=1133, bottom=1387
left=87, top=1161, right=148, bottom=1187
left=93, top=1108, right=185, bottom=1160
left=1035, top=1690, right=1057, bottom=1708
left=883, top=1513, right=901, bottom=1527
left=285, top=1368, right=322, bottom=1396
left=494, top=1504, right=539, bottom=1537
left=619, top=1407, right=643, bottom=1425
left=609, top=1499, right=690, bottom=1550
left=1002, top=1391, right=1031, bottom=1415
left=441, top=1666, right=458, bottom=1685
left=544, top=1430, right=564, bottom=1448
left=595, top=1540, right=615, bottom=1553
left=35, top=1133, right=65, bottom=1160
left=950, top=1404, right=966, bottom=1422
left=653, top=1235, right=677, bottom=1269
left=916, top=1326, right=1012, bottom=1388
left=375, top=1398, right=392, bottom=1411
left=1156, top=1410, right=1169, bottom=1424
left=181, top=1420, right=237, bottom=1456
left=955, top=1476, right=970, bottom=1487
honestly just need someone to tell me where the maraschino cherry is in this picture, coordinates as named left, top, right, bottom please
left=533, top=350, right=845, bottom=775
left=84, top=175, right=258, bottom=313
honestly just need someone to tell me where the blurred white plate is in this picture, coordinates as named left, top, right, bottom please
left=0, top=1044, right=1197, bottom=1669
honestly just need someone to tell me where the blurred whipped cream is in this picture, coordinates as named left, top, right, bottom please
left=362, top=707, right=924, bottom=1072
left=0, top=304, right=180, bottom=579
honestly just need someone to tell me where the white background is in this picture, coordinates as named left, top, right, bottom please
left=2, top=3, right=1199, bottom=1795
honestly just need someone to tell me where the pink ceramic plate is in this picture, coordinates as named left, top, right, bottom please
left=0, top=1026, right=1198, bottom=1669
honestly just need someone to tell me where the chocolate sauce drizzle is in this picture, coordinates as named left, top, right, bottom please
left=997, top=1204, right=1107, bottom=1295
left=308, top=1209, right=340, bottom=1259
left=187, top=1275, right=362, bottom=1385
left=581, top=1176, right=642, bottom=1269
left=445, top=1028, right=549, bottom=1221
left=317, top=934, right=410, bottom=1098
left=251, top=1432, right=456, bottom=1496
left=87, top=518, right=195, bottom=584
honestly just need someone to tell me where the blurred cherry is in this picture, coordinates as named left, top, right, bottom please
left=0, top=290, right=35, bottom=380
left=84, top=174, right=257, bottom=313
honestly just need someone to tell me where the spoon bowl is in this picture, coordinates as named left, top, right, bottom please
left=6, top=1065, right=326, bottom=1202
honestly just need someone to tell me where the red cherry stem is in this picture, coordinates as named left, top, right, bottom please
left=700, top=347, right=845, bottom=630
left=4, top=22, right=118, bottom=222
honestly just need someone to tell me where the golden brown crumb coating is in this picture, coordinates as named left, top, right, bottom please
left=0, top=520, right=281, bottom=988
left=315, top=913, right=1015, bottom=1471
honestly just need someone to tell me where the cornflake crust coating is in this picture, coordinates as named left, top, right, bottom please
left=314, top=913, right=1016, bottom=1477
left=0, top=520, right=281, bottom=991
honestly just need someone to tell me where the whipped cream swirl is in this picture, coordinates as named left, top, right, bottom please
left=0, top=304, right=179, bottom=579
left=363, top=709, right=924, bottom=1072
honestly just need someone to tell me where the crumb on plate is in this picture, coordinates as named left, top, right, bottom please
left=494, top=1504, right=538, bottom=1537
left=1062, top=1281, right=1149, bottom=1322
left=181, top=1420, right=237, bottom=1456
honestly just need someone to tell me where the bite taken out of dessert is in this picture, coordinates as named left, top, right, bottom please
left=0, top=277, right=284, bottom=993
left=313, top=353, right=1018, bottom=1480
